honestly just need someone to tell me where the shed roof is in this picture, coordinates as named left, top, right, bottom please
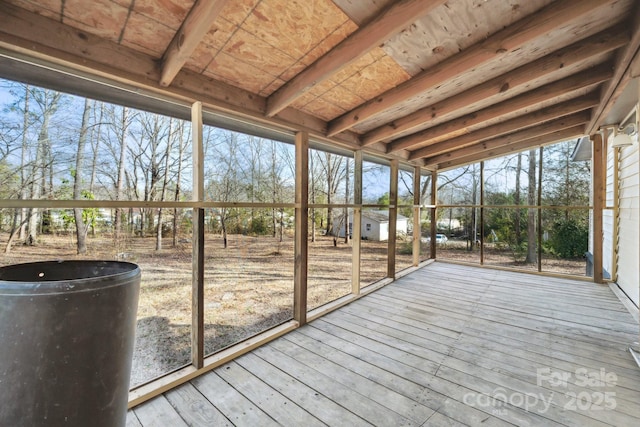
left=1, top=0, right=638, bottom=169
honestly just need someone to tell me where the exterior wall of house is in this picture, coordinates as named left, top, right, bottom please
left=361, top=219, right=384, bottom=241
left=603, top=144, right=615, bottom=278
left=334, top=212, right=407, bottom=241
left=616, top=137, right=639, bottom=307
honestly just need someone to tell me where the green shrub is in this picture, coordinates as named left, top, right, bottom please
left=546, top=218, right=588, bottom=258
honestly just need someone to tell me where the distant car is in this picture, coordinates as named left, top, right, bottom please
left=421, top=233, right=448, bottom=244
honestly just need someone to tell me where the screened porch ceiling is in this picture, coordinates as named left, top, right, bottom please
left=1, top=0, right=639, bottom=170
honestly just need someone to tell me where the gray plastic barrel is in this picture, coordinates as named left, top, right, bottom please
left=0, top=260, right=140, bottom=427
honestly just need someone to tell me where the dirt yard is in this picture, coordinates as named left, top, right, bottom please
left=0, top=232, right=584, bottom=387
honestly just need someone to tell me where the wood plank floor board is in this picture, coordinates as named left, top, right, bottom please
left=216, top=360, right=326, bottom=427
left=444, top=343, right=640, bottom=418
left=125, top=411, right=142, bottom=427
left=289, top=328, right=444, bottom=411
left=332, top=299, right=640, bottom=391
left=395, top=277, right=628, bottom=316
left=128, top=262, right=640, bottom=427
left=389, top=281, right=633, bottom=322
left=453, top=329, right=640, bottom=397
left=366, top=288, right=638, bottom=350
left=391, top=279, right=637, bottom=329
left=164, top=382, right=233, bottom=426
left=191, top=371, right=280, bottom=427
left=272, top=334, right=435, bottom=424
left=309, top=319, right=443, bottom=375
left=133, top=395, right=189, bottom=427
left=312, top=315, right=556, bottom=426
left=329, top=299, right=640, bottom=425
left=253, top=344, right=417, bottom=426
left=301, top=322, right=516, bottom=427
left=441, top=347, right=640, bottom=425
left=368, top=290, right=639, bottom=348
left=234, top=352, right=373, bottom=427
left=340, top=295, right=638, bottom=377
left=421, top=411, right=472, bottom=426
left=362, top=289, right=639, bottom=372
left=464, top=320, right=639, bottom=373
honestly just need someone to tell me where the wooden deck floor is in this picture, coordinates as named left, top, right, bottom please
left=127, top=262, right=640, bottom=426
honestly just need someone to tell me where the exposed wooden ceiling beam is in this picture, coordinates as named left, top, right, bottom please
left=265, top=0, right=447, bottom=117
left=160, top=0, right=229, bottom=87
left=364, top=27, right=627, bottom=148
left=586, top=7, right=640, bottom=134
left=432, top=126, right=585, bottom=171
left=327, top=0, right=615, bottom=137
left=420, top=113, right=590, bottom=165
left=388, top=66, right=611, bottom=153
left=408, top=97, right=597, bottom=161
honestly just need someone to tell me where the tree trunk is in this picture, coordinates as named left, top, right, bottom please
left=73, top=99, right=91, bottom=254
left=26, top=103, right=50, bottom=245
left=19, top=85, right=30, bottom=241
left=173, top=122, right=184, bottom=247
left=514, top=153, right=522, bottom=244
left=344, top=158, right=350, bottom=244
left=114, top=107, right=128, bottom=241
left=310, top=153, right=316, bottom=243
left=156, top=119, right=174, bottom=251
left=525, top=149, right=537, bottom=263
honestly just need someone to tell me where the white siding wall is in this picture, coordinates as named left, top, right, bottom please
left=603, top=144, right=615, bottom=278
left=617, top=137, right=639, bottom=306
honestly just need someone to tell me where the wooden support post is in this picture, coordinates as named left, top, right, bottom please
left=412, top=166, right=421, bottom=266
left=388, top=159, right=399, bottom=278
left=537, top=146, right=544, bottom=272
left=480, top=161, right=485, bottom=265
left=352, top=151, right=363, bottom=294
left=191, top=101, right=204, bottom=368
left=294, top=131, right=309, bottom=325
left=430, top=171, right=437, bottom=259
left=592, top=132, right=605, bottom=284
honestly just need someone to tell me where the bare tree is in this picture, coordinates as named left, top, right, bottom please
left=72, top=98, right=91, bottom=254
left=25, top=88, right=61, bottom=245
left=114, top=106, right=129, bottom=241
left=525, top=149, right=537, bottom=263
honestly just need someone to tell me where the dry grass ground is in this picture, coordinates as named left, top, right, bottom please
left=0, top=232, right=584, bottom=387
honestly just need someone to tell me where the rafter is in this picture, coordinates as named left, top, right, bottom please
left=364, top=27, right=627, bottom=147
left=408, top=98, right=596, bottom=161
left=419, top=113, right=590, bottom=164
left=431, top=126, right=585, bottom=171
left=387, top=65, right=612, bottom=153
left=265, top=0, right=447, bottom=117
left=328, top=0, right=615, bottom=137
left=160, top=0, right=229, bottom=87
left=586, top=6, right=640, bottom=133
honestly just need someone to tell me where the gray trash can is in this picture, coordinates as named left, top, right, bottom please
left=0, top=260, right=141, bottom=427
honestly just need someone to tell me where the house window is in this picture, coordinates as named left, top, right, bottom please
left=366, top=223, right=371, bottom=231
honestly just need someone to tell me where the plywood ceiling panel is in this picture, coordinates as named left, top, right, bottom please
left=203, top=51, right=272, bottom=94
left=121, top=11, right=175, bottom=56
left=62, top=0, right=129, bottom=42
left=337, top=55, right=411, bottom=103
left=383, top=0, right=555, bottom=76
left=244, top=0, right=351, bottom=59
left=188, top=18, right=238, bottom=73
left=132, top=0, right=194, bottom=30
left=219, top=0, right=262, bottom=26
